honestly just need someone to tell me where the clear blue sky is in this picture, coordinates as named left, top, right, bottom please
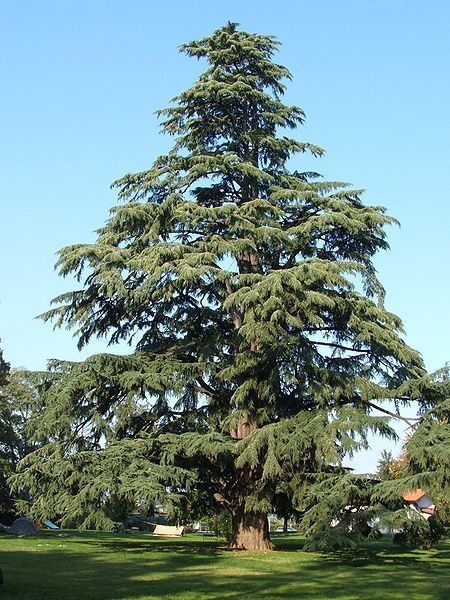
left=1, top=0, right=449, bottom=471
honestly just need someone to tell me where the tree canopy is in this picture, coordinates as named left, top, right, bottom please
left=0, top=344, right=42, bottom=522
left=14, top=23, right=446, bottom=550
left=374, top=367, right=450, bottom=512
left=0, top=343, right=8, bottom=387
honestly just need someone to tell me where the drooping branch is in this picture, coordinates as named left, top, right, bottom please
left=313, top=340, right=371, bottom=354
left=368, top=402, right=419, bottom=428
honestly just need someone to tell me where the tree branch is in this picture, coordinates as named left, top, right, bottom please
left=368, top=402, right=419, bottom=427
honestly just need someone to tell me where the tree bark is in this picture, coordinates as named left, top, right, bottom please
left=230, top=411, right=256, bottom=440
left=229, top=507, right=273, bottom=550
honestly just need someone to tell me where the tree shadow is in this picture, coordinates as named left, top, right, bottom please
left=81, top=536, right=225, bottom=554
left=316, top=541, right=450, bottom=568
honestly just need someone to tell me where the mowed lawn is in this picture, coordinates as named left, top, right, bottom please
left=0, top=531, right=448, bottom=599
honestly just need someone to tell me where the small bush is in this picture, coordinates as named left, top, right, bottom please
left=393, top=516, right=444, bottom=549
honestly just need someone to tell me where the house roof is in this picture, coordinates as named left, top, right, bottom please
left=402, top=488, right=427, bottom=502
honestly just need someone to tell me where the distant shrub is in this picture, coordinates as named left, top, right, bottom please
left=393, top=516, right=444, bottom=549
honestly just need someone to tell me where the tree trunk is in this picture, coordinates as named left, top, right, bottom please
left=229, top=507, right=273, bottom=551
left=230, top=411, right=256, bottom=440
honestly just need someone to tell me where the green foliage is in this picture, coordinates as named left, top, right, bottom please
left=403, top=368, right=450, bottom=495
left=393, top=515, right=445, bottom=550
left=297, top=471, right=382, bottom=550
left=370, top=367, right=450, bottom=548
left=13, top=23, right=439, bottom=548
left=0, top=342, right=11, bottom=521
left=374, top=368, right=450, bottom=502
left=0, top=343, right=9, bottom=387
left=0, top=365, right=42, bottom=522
left=304, top=523, right=361, bottom=552
left=200, top=509, right=232, bottom=541
left=376, top=449, right=394, bottom=480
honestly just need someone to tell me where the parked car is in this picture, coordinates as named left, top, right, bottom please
left=275, top=526, right=297, bottom=533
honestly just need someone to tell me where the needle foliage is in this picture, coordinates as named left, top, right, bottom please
left=13, top=24, right=444, bottom=550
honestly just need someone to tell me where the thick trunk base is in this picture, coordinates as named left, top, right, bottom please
left=229, top=509, right=273, bottom=551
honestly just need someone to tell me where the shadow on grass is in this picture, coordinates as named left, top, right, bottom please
left=0, top=533, right=448, bottom=599
left=323, top=546, right=450, bottom=566
left=80, top=534, right=225, bottom=555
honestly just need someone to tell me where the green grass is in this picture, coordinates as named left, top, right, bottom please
left=0, top=531, right=448, bottom=599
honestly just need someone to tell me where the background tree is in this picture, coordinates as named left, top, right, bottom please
left=401, top=367, right=450, bottom=498
left=15, top=23, right=430, bottom=550
left=388, top=449, right=409, bottom=480
left=373, top=366, right=450, bottom=546
left=0, top=344, right=41, bottom=522
left=272, top=481, right=302, bottom=533
left=376, top=450, right=395, bottom=480
left=0, top=368, right=42, bottom=522
left=0, top=343, right=8, bottom=387
left=0, top=341, right=12, bottom=521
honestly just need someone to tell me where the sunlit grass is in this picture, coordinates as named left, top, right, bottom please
left=0, top=531, right=448, bottom=599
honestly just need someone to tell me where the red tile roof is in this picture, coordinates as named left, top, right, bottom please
left=402, top=488, right=427, bottom=502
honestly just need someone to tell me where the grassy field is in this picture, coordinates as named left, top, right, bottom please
left=0, top=530, right=448, bottom=599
